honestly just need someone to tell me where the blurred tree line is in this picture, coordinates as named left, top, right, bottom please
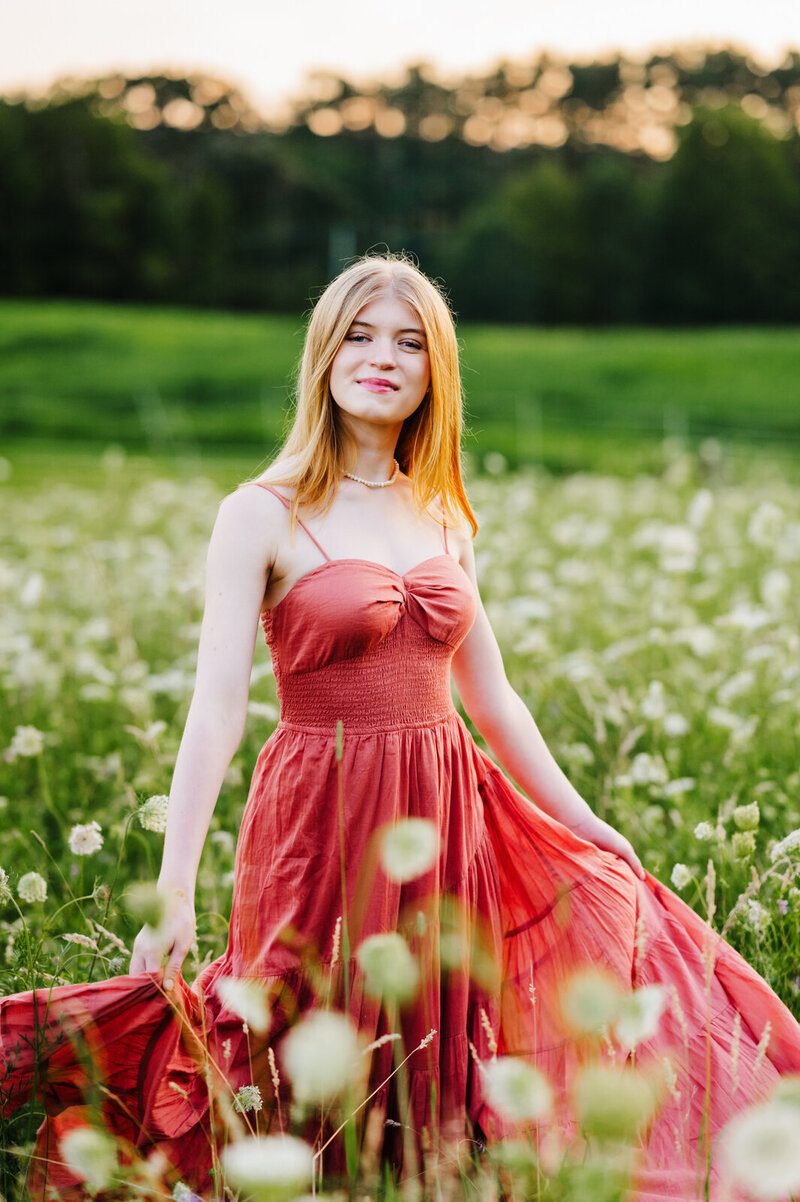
left=1, top=47, right=799, bottom=322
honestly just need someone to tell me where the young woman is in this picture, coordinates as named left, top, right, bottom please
left=2, top=253, right=799, bottom=1200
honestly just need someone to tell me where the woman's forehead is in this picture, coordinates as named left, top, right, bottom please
left=350, top=292, right=422, bottom=328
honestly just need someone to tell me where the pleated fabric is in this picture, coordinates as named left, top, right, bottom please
left=2, top=526, right=800, bottom=1200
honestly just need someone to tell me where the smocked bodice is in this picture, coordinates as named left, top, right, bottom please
left=260, top=555, right=476, bottom=732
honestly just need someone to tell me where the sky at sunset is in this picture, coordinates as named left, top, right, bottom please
left=3, top=0, right=800, bottom=116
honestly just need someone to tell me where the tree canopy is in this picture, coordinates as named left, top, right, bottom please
left=2, top=47, right=799, bottom=322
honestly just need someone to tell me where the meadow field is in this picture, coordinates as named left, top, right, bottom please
left=3, top=300, right=800, bottom=476
left=1, top=433, right=799, bottom=1197
left=2, top=298, right=800, bottom=1197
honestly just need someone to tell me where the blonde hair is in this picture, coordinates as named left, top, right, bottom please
left=264, top=251, right=477, bottom=536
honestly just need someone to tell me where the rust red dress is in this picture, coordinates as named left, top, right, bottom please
left=2, top=482, right=800, bottom=1200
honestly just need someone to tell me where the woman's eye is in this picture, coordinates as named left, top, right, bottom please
left=401, top=340, right=424, bottom=351
left=346, top=333, right=368, bottom=343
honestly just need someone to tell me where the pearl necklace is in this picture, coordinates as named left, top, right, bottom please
left=343, top=458, right=400, bottom=488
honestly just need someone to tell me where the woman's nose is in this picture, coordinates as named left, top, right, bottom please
left=369, top=340, right=396, bottom=368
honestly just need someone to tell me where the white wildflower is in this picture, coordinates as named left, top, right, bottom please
left=659, top=525, right=698, bottom=573
left=138, top=794, right=170, bottom=834
left=720, top=1101, right=800, bottom=1200
left=731, top=715, right=760, bottom=747
left=662, top=777, right=695, bottom=798
left=573, top=1065, right=659, bottom=1141
left=18, top=871, right=47, bottom=903
left=21, top=572, right=44, bottom=607
left=233, top=1084, right=264, bottom=1114
left=222, top=1134, right=313, bottom=1199
left=380, top=818, right=439, bottom=883
left=698, top=437, right=723, bottom=466
left=745, top=900, right=771, bottom=936
left=143, top=669, right=190, bottom=699
left=81, top=682, right=113, bottom=702
left=484, top=451, right=507, bottom=476
left=720, top=602, right=771, bottom=632
left=8, top=725, right=45, bottom=758
left=613, top=984, right=666, bottom=1048
left=282, top=1010, right=362, bottom=1104
left=357, top=932, right=419, bottom=1003
left=760, top=568, right=791, bottom=611
left=80, top=750, right=122, bottom=780
left=630, top=753, right=669, bottom=787
left=552, top=514, right=609, bottom=549
left=560, top=968, right=622, bottom=1035
left=663, top=712, right=689, bottom=737
left=210, top=828, right=235, bottom=854
left=439, top=926, right=468, bottom=970
left=60, top=1126, right=118, bottom=1191
left=733, top=802, right=760, bottom=831
left=770, top=829, right=800, bottom=863
left=215, top=977, right=271, bottom=1035
left=694, top=822, right=715, bottom=841
left=733, top=832, right=756, bottom=860
left=482, top=1056, right=552, bottom=1122
left=687, top=489, right=713, bottom=528
left=717, top=670, right=755, bottom=705
left=125, top=880, right=165, bottom=928
left=630, top=518, right=664, bottom=550
left=172, top=1184, right=201, bottom=1202
left=68, top=820, right=104, bottom=856
left=678, top=625, right=717, bottom=657
left=708, top=706, right=746, bottom=731
left=247, top=700, right=280, bottom=722
left=670, top=864, right=692, bottom=891
left=640, top=681, right=666, bottom=721
left=0, top=867, right=10, bottom=903
left=561, top=742, right=594, bottom=766
left=556, top=558, right=593, bottom=586
left=747, top=501, right=783, bottom=548
left=744, top=643, right=777, bottom=665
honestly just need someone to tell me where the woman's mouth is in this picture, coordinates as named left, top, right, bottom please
left=358, top=378, right=399, bottom=393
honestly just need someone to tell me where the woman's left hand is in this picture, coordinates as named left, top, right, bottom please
left=570, top=811, right=647, bottom=881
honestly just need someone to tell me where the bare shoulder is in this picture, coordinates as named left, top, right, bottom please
left=446, top=518, right=476, bottom=570
left=429, top=493, right=475, bottom=567
left=213, top=465, right=297, bottom=561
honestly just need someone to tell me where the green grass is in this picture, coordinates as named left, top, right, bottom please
left=2, top=300, right=799, bottom=474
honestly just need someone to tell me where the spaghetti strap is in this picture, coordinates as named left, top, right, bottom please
left=243, top=482, right=332, bottom=563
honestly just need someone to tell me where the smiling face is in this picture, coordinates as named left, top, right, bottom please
left=328, top=291, right=431, bottom=432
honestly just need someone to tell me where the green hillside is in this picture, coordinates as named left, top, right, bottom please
left=2, top=300, right=799, bottom=473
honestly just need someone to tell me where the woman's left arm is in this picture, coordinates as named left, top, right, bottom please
left=450, top=534, right=645, bottom=880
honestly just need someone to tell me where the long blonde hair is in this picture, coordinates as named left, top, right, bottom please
left=265, top=251, right=478, bottom=536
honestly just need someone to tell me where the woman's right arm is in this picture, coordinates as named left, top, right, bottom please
left=130, top=487, right=278, bottom=989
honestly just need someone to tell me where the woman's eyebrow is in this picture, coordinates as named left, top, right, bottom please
left=350, top=320, right=427, bottom=337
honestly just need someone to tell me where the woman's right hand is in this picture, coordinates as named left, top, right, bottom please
left=129, top=886, right=196, bottom=991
